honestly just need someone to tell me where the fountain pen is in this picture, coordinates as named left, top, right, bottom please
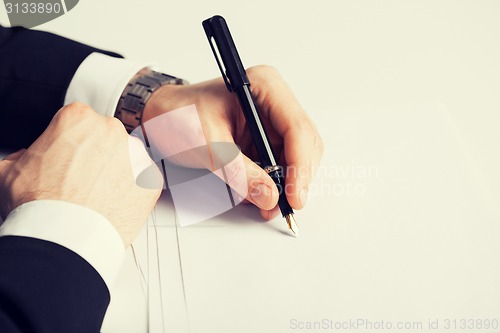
left=202, top=15, right=298, bottom=236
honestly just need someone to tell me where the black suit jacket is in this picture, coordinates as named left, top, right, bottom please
left=0, top=25, right=121, bottom=150
left=0, top=26, right=123, bottom=332
left=0, top=237, right=110, bottom=332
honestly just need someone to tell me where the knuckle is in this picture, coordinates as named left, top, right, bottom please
left=316, top=133, right=325, bottom=156
left=247, top=65, right=281, bottom=81
left=53, top=102, right=95, bottom=126
left=293, top=118, right=324, bottom=156
left=61, top=102, right=94, bottom=117
left=106, top=116, right=126, bottom=133
left=104, top=117, right=127, bottom=141
left=292, top=117, right=314, bottom=134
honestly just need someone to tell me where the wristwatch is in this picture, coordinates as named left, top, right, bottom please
left=115, top=70, right=187, bottom=133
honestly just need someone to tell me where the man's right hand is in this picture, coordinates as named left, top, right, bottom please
left=0, top=103, right=162, bottom=246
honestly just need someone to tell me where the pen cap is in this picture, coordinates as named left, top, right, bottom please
left=202, top=15, right=250, bottom=91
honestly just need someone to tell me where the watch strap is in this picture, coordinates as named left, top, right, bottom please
left=115, top=70, right=186, bottom=133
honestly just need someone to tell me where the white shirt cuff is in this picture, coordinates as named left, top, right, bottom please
left=0, top=200, right=124, bottom=289
left=65, top=52, right=152, bottom=117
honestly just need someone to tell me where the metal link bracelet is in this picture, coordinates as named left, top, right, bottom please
left=115, top=70, right=187, bottom=133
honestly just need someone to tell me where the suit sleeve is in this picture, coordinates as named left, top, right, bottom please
left=0, top=236, right=110, bottom=333
left=0, top=25, right=123, bottom=150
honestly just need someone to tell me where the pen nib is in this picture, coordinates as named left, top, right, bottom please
left=285, top=214, right=299, bottom=238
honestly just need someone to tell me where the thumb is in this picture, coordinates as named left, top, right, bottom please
left=209, top=142, right=278, bottom=211
left=242, top=155, right=279, bottom=211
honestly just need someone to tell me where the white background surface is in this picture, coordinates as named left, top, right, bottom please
left=2, top=1, right=500, bottom=332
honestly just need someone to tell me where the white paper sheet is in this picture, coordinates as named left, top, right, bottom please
left=112, top=103, right=500, bottom=333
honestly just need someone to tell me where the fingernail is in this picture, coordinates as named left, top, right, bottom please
left=250, top=183, right=272, bottom=208
left=299, top=187, right=308, bottom=207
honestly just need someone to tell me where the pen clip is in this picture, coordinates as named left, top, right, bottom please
left=203, top=20, right=233, bottom=92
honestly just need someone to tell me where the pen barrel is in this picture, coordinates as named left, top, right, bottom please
left=203, top=15, right=295, bottom=220
left=234, top=85, right=277, bottom=167
left=234, top=85, right=294, bottom=217
left=267, top=169, right=294, bottom=217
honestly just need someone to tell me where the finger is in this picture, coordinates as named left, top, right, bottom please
left=249, top=66, right=324, bottom=209
left=282, top=123, right=323, bottom=210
